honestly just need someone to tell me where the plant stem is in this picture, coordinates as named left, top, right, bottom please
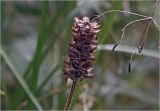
left=64, top=79, right=79, bottom=111
left=91, top=10, right=148, bottom=22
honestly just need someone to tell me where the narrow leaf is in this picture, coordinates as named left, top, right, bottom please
left=98, top=44, right=159, bottom=58
left=0, top=47, right=43, bottom=110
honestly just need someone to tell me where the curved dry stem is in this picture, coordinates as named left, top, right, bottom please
left=152, top=20, right=160, bottom=31
left=92, top=10, right=160, bottom=52
left=128, top=49, right=139, bottom=73
left=151, top=0, right=159, bottom=17
left=151, top=20, right=160, bottom=47
left=138, top=23, right=150, bottom=53
left=122, top=18, right=151, bottom=31
left=92, top=10, right=148, bottom=22
left=112, top=17, right=151, bottom=51
left=128, top=23, right=150, bottom=72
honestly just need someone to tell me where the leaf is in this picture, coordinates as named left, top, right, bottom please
left=37, top=59, right=64, bottom=92
left=98, top=44, right=159, bottom=58
left=0, top=47, right=43, bottom=110
left=10, top=2, right=49, bottom=109
left=29, top=1, right=49, bottom=92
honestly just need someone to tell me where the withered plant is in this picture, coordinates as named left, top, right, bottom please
left=63, top=17, right=101, bottom=110
left=93, top=0, right=159, bottom=73
left=63, top=1, right=159, bottom=110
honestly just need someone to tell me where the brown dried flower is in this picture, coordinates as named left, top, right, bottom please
left=63, top=17, right=101, bottom=81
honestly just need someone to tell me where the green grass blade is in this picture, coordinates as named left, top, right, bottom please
left=41, top=8, right=79, bottom=63
left=29, top=1, right=49, bottom=92
left=0, top=47, right=43, bottom=110
left=98, top=44, right=159, bottom=58
left=44, top=1, right=74, bottom=43
left=9, top=2, right=49, bottom=109
left=37, top=59, right=64, bottom=92
left=23, top=1, right=74, bottom=80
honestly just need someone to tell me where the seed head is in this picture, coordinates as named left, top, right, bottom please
left=63, top=17, right=101, bottom=81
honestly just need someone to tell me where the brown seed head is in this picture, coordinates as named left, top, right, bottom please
left=63, top=17, right=101, bottom=81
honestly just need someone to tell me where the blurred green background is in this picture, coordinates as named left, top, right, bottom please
left=1, top=0, right=159, bottom=110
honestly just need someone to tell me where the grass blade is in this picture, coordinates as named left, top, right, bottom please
left=0, top=47, right=43, bottom=110
left=10, top=2, right=49, bottom=109
left=23, top=2, right=75, bottom=81
left=98, top=44, right=159, bottom=58
left=29, top=1, right=49, bottom=92
left=37, top=59, right=64, bottom=92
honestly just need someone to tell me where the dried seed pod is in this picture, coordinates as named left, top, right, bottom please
left=63, top=17, right=101, bottom=81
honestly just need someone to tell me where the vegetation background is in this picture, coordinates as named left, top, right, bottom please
left=1, top=0, right=159, bottom=110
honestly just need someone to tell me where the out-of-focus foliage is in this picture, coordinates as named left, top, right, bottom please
left=1, top=1, right=159, bottom=110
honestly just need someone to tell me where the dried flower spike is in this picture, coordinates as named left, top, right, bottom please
left=63, top=17, right=101, bottom=82
left=63, top=16, right=101, bottom=111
